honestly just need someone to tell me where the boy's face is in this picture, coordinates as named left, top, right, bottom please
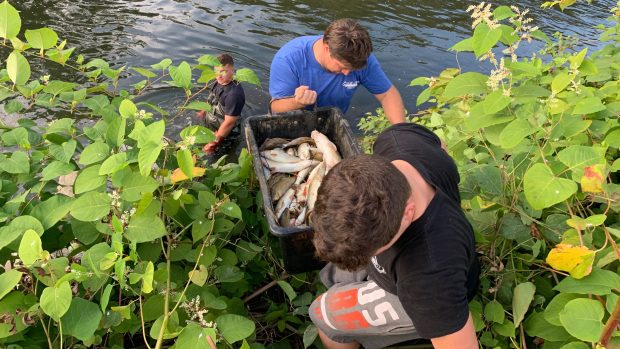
left=215, top=64, right=234, bottom=85
left=322, top=44, right=353, bottom=75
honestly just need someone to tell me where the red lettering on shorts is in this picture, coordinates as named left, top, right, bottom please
left=332, top=311, right=370, bottom=330
left=327, top=289, right=358, bottom=311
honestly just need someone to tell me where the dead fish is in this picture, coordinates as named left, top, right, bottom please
left=279, top=209, right=291, bottom=227
left=260, top=137, right=290, bottom=151
left=298, top=143, right=311, bottom=160
left=263, top=159, right=319, bottom=174
left=262, top=165, right=272, bottom=181
left=261, top=148, right=302, bottom=163
left=270, top=175, right=296, bottom=201
left=295, top=182, right=308, bottom=205
left=306, top=162, right=326, bottom=211
left=275, top=188, right=296, bottom=219
left=295, top=166, right=312, bottom=185
left=294, top=206, right=307, bottom=226
left=311, top=130, right=341, bottom=171
left=309, top=148, right=323, bottom=161
left=283, top=137, right=315, bottom=149
left=286, top=147, right=297, bottom=157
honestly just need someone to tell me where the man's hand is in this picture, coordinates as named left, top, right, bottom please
left=294, top=85, right=317, bottom=106
left=196, top=110, right=206, bottom=119
left=203, top=137, right=222, bottom=155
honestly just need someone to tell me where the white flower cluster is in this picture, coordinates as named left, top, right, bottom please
left=180, top=295, right=216, bottom=329
left=120, top=208, right=137, bottom=225
left=487, top=58, right=510, bottom=91
left=109, top=190, right=122, bottom=210
left=467, top=2, right=499, bottom=29
left=509, top=6, right=539, bottom=44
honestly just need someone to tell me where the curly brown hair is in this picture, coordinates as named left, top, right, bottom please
left=311, top=155, right=411, bottom=271
left=323, top=18, right=373, bottom=70
left=217, top=53, right=234, bottom=66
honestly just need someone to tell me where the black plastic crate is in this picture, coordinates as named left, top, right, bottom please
left=244, top=107, right=361, bottom=274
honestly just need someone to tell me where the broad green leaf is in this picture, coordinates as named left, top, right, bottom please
left=99, top=152, right=128, bottom=175
left=557, top=145, right=605, bottom=181
left=499, top=119, right=534, bottom=149
left=151, top=58, right=172, bottom=70
left=0, top=215, right=44, bottom=250
left=70, top=192, right=111, bottom=221
left=6, top=51, right=30, bottom=85
left=513, top=282, right=535, bottom=328
left=4, top=99, right=22, bottom=113
left=303, top=325, right=319, bottom=349
left=550, top=115, right=591, bottom=139
left=131, top=119, right=164, bottom=147
left=277, top=280, right=297, bottom=301
left=61, top=298, right=103, bottom=341
left=101, top=284, right=113, bottom=312
left=82, top=95, right=110, bottom=113
left=443, top=72, right=488, bottom=99
left=142, top=261, right=154, bottom=294
left=169, top=61, right=192, bottom=89
left=554, top=268, right=620, bottom=295
left=197, top=69, right=217, bottom=84
left=188, top=265, right=209, bottom=286
left=106, top=116, right=126, bottom=147
left=214, top=265, right=243, bottom=283
left=235, top=68, right=260, bottom=86
left=472, top=23, right=502, bottom=57
left=40, top=281, right=72, bottom=321
left=559, top=298, right=604, bottom=342
left=132, top=67, right=156, bottom=78
left=551, top=72, right=574, bottom=93
left=572, top=97, right=606, bottom=115
left=125, top=215, right=167, bottom=243
left=0, top=151, right=29, bottom=174
left=493, top=6, right=516, bottom=20
left=30, top=195, right=73, bottom=229
left=523, top=163, right=577, bottom=210
left=43, top=81, right=77, bottom=96
left=220, top=202, right=242, bottom=220
left=569, top=48, right=588, bottom=70
left=449, top=37, right=473, bottom=52
left=18, top=229, right=43, bottom=265
left=1, top=127, right=28, bottom=146
left=138, top=142, right=163, bottom=177
left=119, top=99, right=137, bottom=119
left=192, top=218, right=214, bottom=242
left=483, top=89, right=511, bottom=114
left=0, top=1, right=21, bottom=40
left=49, top=139, right=77, bottom=163
left=524, top=311, right=572, bottom=342
left=409, top=77, right=430, bottom=86
left=484, top=300, right=505, bottom=323
left=197, top=54, right=220, bottom=66
left=121, top=172, right=159, bottom=202
left=544, top=293, right=581, bottom=326
left=177, top=149, right=194, bottom=179
left=79, top=142, right=110, bottom=165
left=175, top=323, right=216, bottom=349
left=416, top=87, right=431, bottom=106
left=183, top=101, right=212, bottom=111
left=25, top=28, right=58, bottom=49
left=216, top=314, right=255, bottom=343
left=41, top=160, right=74, bottom=181
left=559, top=343, right=589, bottom=349
left=0, top=270, right=22, bottom=301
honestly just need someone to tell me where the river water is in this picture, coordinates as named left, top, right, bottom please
left=10, top=0, right=616, bottom=135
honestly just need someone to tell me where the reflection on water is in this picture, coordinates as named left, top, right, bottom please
left=10, top=0, right=616, bottom=134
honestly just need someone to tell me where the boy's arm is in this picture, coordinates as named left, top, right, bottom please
left=430, top=313, right=478, bottom=349
left=374, top=85, right=406, bottom=124
left=203, top=115, right=237, bottom=154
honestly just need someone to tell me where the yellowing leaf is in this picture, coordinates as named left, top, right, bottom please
left=188, top=265, right=208, bottom=286
left=170, top=167, right=206, bottom=183
left=546, top=243, right=595, bottom=279
left=581, top=165, right=605, bottom=193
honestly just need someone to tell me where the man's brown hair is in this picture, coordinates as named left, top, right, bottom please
left=311, top=155, right=411, bottom=271
left=217, top=53, right=234, bottom=66
left=323, top=18, right=373, bottom=70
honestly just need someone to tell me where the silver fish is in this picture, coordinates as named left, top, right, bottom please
left=270, top=175, right=296, bottom=201
left=311, top=130, right=341, bottom=171
left=282, top=137, right=315, bottom=149
left=260, top=137, right=290, bottom=151
left=263, top=159, right=319, bottom=174
left=261, top=148, right=302, bottom=163
left=297, top=143, right=311, bottom=160
left=306, top=162, right=326, bottom=211
left=275, top=188, right=296, bottom=219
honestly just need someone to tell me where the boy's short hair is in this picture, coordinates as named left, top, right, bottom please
left=217, top=53, right=234, bottom=66
left=323, top=18, right=373, bottom=70
left=311, top=155, right=411, bottom=271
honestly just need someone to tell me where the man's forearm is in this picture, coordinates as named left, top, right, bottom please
left=270, top=97, right=305, bottom=113
left=376, top=86, right=406, bottom=124
left=215, top=116, right=238, bottom=139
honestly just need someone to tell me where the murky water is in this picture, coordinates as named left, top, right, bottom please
left=10, top=0, right=616, bottom=135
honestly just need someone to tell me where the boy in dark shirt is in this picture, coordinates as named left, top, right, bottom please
left=309, top=123, right=480, bottom=349
left=197, top=53, right=245, bottom=155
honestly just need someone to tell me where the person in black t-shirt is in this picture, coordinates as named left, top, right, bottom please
left=197, top=53, right=245, bottom=155
left=308, top=123, right=480, bottom=349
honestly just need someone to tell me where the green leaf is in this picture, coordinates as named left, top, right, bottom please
left=25, top=27, right=58, bottom=49
left=214, top=265, right=243, bottom=283
left=121, top=172, right=159, bottom=202
left=220, top=202, right=242, bottom=220
left=409, top=77, right=430, bottom=86
left=61, top=298, right=103, bottom=341
left=4, top=99, right=23, bottom=114
left=175, top=323, right=216, bottom=349
left=177, top=149, right=194, bottom=179
left=7, top=51, right=30, bottom=86
left=79, top=142, right=110, bottom=165
left=513, top=282, right=535, bottom=327
left=0, top=215, right=44, bottom=251
left=524, top=311, right=572, bottom=342
left=99, top=152, right=128, bottom=175
left=132, top=67, right=156, bottom=78
left=138, top=142, right=163, bottom=177
left=106, top=116, right=126, bottom=147
left=493, top=6, right=516, bottom=20
left=192, top=218, right=214, bottom=242
left=197, top=54, right=220, bottom=66
left=151, top=58, right=172, bottom=70
left=216, top=314, right=255, bottom=343
left=119, top=99, right=137, bottom=119
left=101, top=284, right=113, bottom=312
left=1, top=127, right=28, bottom=146
left=523, top=163, right=577, bottom=210
left=125, top=215, right=167, bottom=243
left=472, top=23, right=502, bottom=57
left=443, top=72, right=488, bottom=99
left=70, top=192, right=111, bottom=221
left=554, top=268, right=620, bottom=295
left=277, top=280, right=297, bottom=301
left=0, top=151, right=29, bottom=174
left=559, top=298, right=604, bottom=342
left=484, top=300, right=505, bottom=324
left=557, top=145, right=605, bottom=181
left=544, top=293, right=581, bottom=326
left=41, top=160, right=75, bottom=181
left=499, top=119, right=535, bottom=149
left=49, top=139, right=77, bottom=163
left=235, top=68, right=260, bottom=86
left=571, top=97, right=606, bottom=115
left=31, top=196, right=73, bottom=229
left=40, top=281, right=72, bottom=321
left=551, top=72, right=574, bottom=94
left=188, top=265, right=209, bottom=286
left=169, top=61, right=192, bottom=89
left=303, top=324, right=318, bottom=349
left=18, top=229, right=43, bottom=265
left=142, top=261, right=154, bottom=294
left=43, top=81, right=77, bottom=96
left=183, top=101, right=212, bottom=111
left=483, top=89, right=511, bottom=114
left=0, top=1, right=21, bottom=40
left=449, top=37, right=473, bottom=52
left=0, top=270, right=22, bottom=301
left=559, top=343, right=589, bottom=349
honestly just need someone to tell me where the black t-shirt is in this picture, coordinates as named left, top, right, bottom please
left=210, top=81, right=245, bottom=117
left=367, top=123, right=480, bottom=339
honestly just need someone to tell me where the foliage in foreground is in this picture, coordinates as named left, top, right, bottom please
left=362, top=1, right=620, bottom=348
left=0, top=1, right=320, bottom=348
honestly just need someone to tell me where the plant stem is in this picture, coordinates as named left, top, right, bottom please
left=600, top=294, right=620, bottom=347
left=243, top=273, right=289, bottom=304
left=39, top=317, right=53, bottom=349
left=138, top=295, right=153, bottom=349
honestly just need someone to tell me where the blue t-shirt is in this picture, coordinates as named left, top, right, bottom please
left=269, top=35, right=392, bottom=113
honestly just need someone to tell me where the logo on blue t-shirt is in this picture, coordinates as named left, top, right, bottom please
left=342, top=80, right=359, bottom=89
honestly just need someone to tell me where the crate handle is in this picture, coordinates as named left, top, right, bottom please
left=268, top=96, right=317, bottom=116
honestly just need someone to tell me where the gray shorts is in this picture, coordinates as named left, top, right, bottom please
left=309, top=263, right=421, bottom=349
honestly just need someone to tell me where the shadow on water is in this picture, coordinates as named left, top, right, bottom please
left=8, top=0, right=617, bottom=136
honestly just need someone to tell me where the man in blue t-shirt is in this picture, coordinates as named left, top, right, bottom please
left=269, top=18, right=405, bottom=124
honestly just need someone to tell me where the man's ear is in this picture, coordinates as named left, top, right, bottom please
left=402, top=198, right=416, bottom=224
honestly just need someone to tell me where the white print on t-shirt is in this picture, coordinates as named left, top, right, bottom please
left=358, top=282, right=400, bottom=326
left=342, top=80, right=359, bottom=89
left=371, top=256, right=386, bottom=274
